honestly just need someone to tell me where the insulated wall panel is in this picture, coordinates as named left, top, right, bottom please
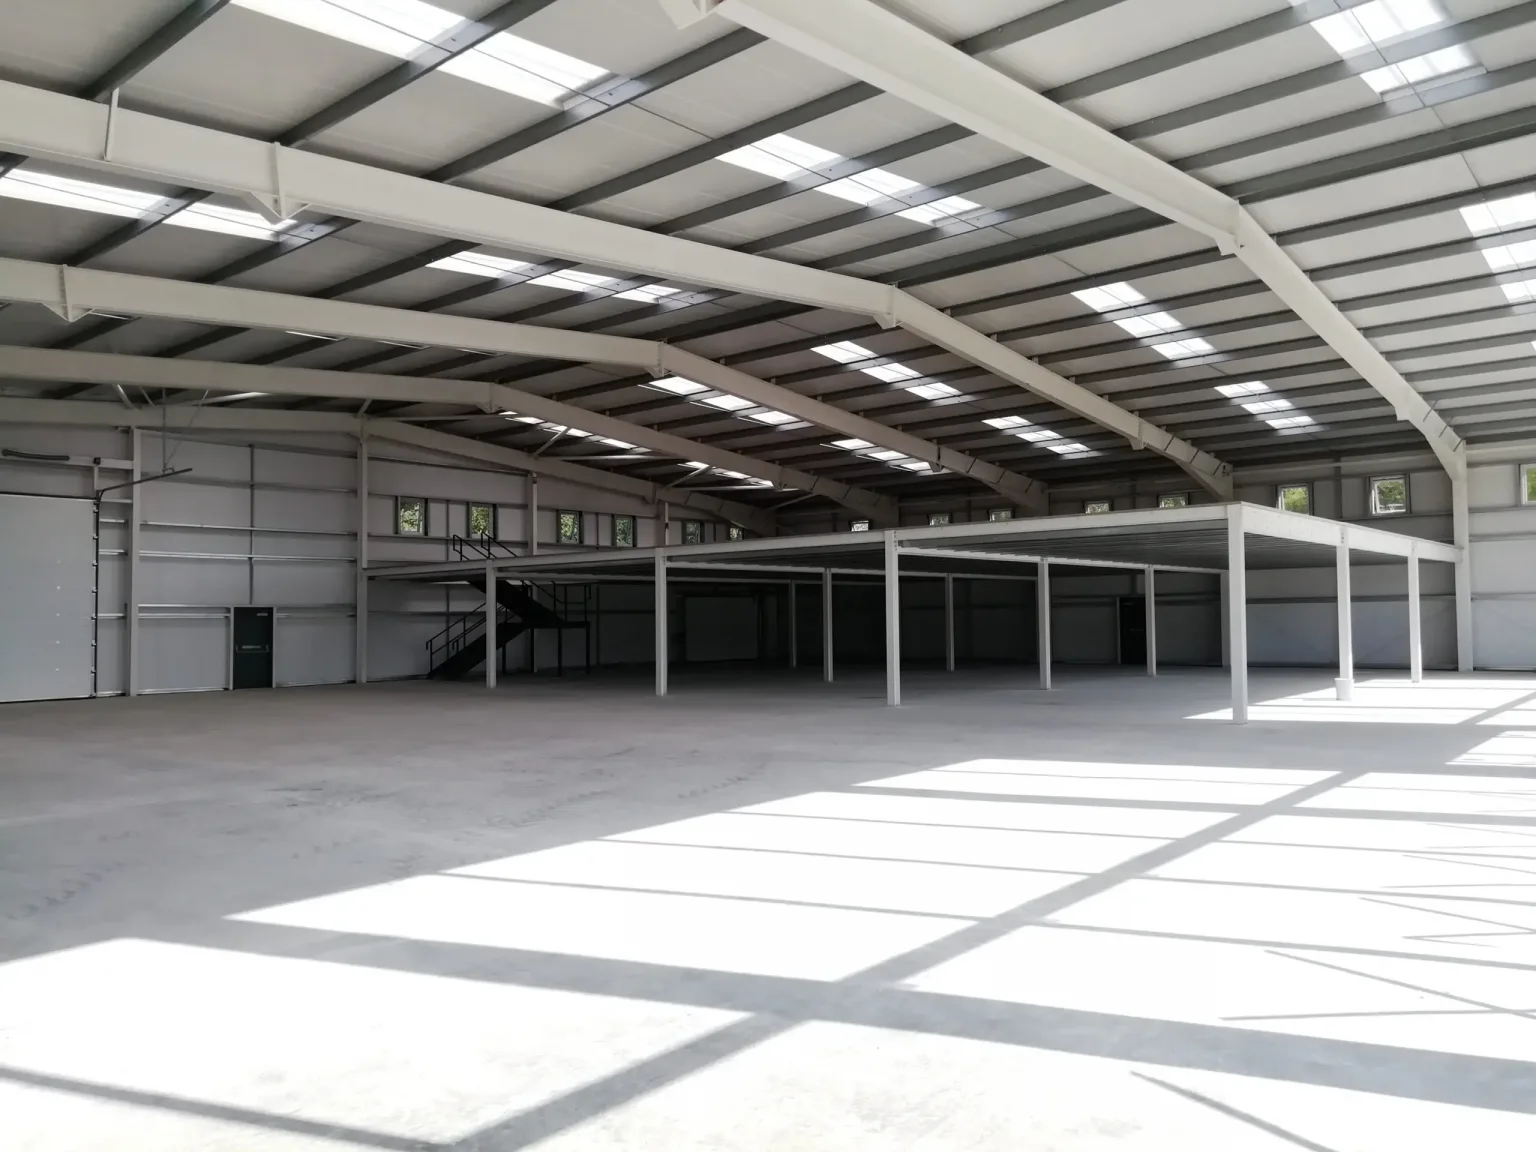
left=0, top=494, right=95, bottom=702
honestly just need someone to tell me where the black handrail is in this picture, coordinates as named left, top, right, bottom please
left=451, top=534, right=519, bottom=562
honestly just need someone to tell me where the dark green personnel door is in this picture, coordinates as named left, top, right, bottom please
left=232, top=606, right=274, bottom=689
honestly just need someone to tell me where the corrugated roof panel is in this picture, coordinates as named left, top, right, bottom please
left=0, top=0, right=184, bottom=89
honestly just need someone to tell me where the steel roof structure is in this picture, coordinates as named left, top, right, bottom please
left=0, top=0, right=1532, bottom=523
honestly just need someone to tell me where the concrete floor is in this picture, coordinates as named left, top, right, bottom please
left=3, top=665, right=1536, bottom=1150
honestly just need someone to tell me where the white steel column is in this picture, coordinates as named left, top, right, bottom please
left=1145, top=566, right=1157, bottom=677
left=884, top=531, right=901, bottom=706
left=1036, top=559, right=1052, bottom=690
left=788, top=581, right=798, bottom=669
left=355, top=434, right=369, bottom=684
left=1453, top=469, right=1473, bottom=671
left=1228, top=507, right=1248, bottom=724
left=484, top=558, right=497, bottom=690
left=661, top=502, right=671, bottom=547
left=127, top=427, right=141, bottom=697
left=1336, top=528, right=1354, bottom=702
left=1408, top=546, right=1423, bottom=684
left=655, top=552, right=669, bottom=697
left=944, top=573, right=956, bottom=672
left=822, top=569, right=834, bottom=683
left=527, top=474, right=538, bottom=556
left=1219, top=572, right=1230, bottom=669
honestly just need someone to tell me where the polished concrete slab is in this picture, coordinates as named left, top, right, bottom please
left=2, top=666, right=1536, bottom=1150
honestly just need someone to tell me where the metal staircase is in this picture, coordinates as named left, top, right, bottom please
left=425, top=535, right=593, bottom=680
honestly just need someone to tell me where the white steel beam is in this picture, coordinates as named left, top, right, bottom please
left=0, top=79, right=1223, bottom=496
left=0, top=259, right=1028, bottom=515
left=0, top=344, right=894, bottom=522
left=708, top=0, right=1460, bottom=483
left=0, top=398, right=778, bottom=534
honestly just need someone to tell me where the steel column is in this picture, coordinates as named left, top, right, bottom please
left=1453, top=467, right=1474, bottom=671
left=885, top=531, right=901, bottom=706
left=484, top=558, right=497, bottom=689
left=788, top=580, right=798, bottom=669
left=1145, top=565, right=1157, bottom=677
left=655, top=552, right=669, bottom=697
left=1408, top=547, right=1423, bottom=684
left=823, top=569, right=834, bottom=683
left=1228, top=507, right=1248, bottom=724
left=944, top=572, right=956, bottom=672
left=355, top=434, right=368, bottom=684
left=1336, top=529, right=1354, bottom=701
left=127, top=427, right=141, bottom=697
left=527, top=474, right=538, bottom=555
left=1036, top=559, right=1051, bottom=690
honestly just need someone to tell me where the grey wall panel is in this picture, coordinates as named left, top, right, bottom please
left=1473, top=601, right=1536, bottom=670
left=1472, top=538, right=1536, bottom=595
left=1249, top=602, right=1336, bottom=667
left=253, top=559, right=354, bottom=606
left=256, top=487, right=351, bottom=532
left=368, top=615, right=439, bottom=681
left=684, top=596, right=758, bottom=662
left=0, top=494, right=95, bottom=702
left=255, top=446, right=353, bottom=489
left=142, top=436, right=251, bottom=482
left=139, top=556, right=249, bottom=605
left=276, top=616, right=354, bottom=686
left=141, top=480, right=249, bottom=526
left=1053, top=602, right=1116, bottom=664
left=1156, top=602, right=1220, bottom=666
left=96, top=619, right=124, bottom=696
left=139, top=616, right=228, bottom=693
left=143, top=526, right=249, bottom=555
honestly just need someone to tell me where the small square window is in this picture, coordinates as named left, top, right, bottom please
left=1521, top=463, right=1536, bottom=505
left=1370, top=475, right=1409, bottom=516
left=1277, top=484, right=1311, bottom=515
left=557, top=510, right=583, bottom=544
left=928, top=512, right=951, bottom=526
left=612, top=514, right=636, bottom=547
left=988, top=508, right=1013, bottom=522
left=1159, top=493, right=1190, bottom=509
left=1084, top=500, right=1111, bottom=514
left=850, top=519, right=870, bottom=532
left=682, top=520, right=704, bottom=545
left=396, top=496, right=426, bottom=536
left=468, top=502, right=495, bottom=539
left=728, top=525, right=745, bottom=541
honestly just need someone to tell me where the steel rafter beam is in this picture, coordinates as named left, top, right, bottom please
left=673, top=0, right=1465, bottom=480
left=0, top=82, right=1220, bottom=498
left=0, top=345, right=892, bottom=523
left=0, top=396, right=776, bottom=532
left=0, top=258, right=1038, bottom=513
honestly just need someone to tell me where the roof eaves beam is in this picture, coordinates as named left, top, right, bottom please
left=705, top=0, right=1464, bottom=482
left=0, top=396, right=776, bottom=532
left=0, top=345, right=890, bottom=524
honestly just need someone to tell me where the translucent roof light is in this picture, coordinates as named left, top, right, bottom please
left=1242, top=398, right=1294, bottom=414
left=699, top=394, right=755, bottom=412
left=1461, top=193, right=1536, bottom=235
left=813, top=341, right=876, bottom=364
left=1308, top=0, right=1443, bottom=57
left=0, top=169, right=294, bottom=239
left=647, top=377, right=709, bottom=396
left=1362, top=45, right=1476, bottom=94
left=831, top=438, right=872, bottom=450
left=1215, top=381, right=1270, bottom=397
left=1152, top=337, right=1216, bottom=359
left=429, top=250, right=677, bottom=301
left=906, top=382, right=960, bottom=400
left=1268, top=414, right=1317, bottom=429
left=231, top=0, right=609, bottom=105
left=1072, top=282, right=1147, bottom=312
left=984, top=415, right=1032, bottom=429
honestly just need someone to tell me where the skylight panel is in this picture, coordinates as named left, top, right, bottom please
left=1044, top=441, right=1091, bottom=454
left=898, top=195, right=983, bottom=225
left=1016, top=428, right=1061, bottom=443
left=867, top=449, right=906, bottom=461
left=1308, top=0, right=1443, bottom=56
left=0, top=170, right=294, bottom=239
left=648, top=377, right=709, bottom=396
left=719, top=133, right=841, bottom=180
left=1152, top=337, right=1215, bottom=359
left=1361, top=45, right=1475, bottom=93
left=821, top=168, right=922, bottom=206
left=429, top=252, right=533, bottom=277
left=1072, top=283, right=1147, bottom=312
left=1501, top=279, right=1536, bottom=303
left=699, top=394, right=755, bottom=412
left=1481, top=240, right=1536, bottom=271
left=744, top=409, right=800, bottom=425
left=616, top=284, right=680, bottom=303
left=984, top=415, right=1032, bottom=429
left=814, top=341, right=876, bottom=364
left=861, top=363, right=921, bottom=383
left=231, top=0, right=607, bottom=105
left=530, top=269, right=615, bottom=291
left=597, top=437, right=638, bottom=449
left=1115, top=311, right=1182, bottom=338
left=1460, top=193, right=1536, bottom=235
left=906, top=382, right=960, bottom=400
left=895, top=459, right=935, bottom=471
left=1215, top=381, right=1269, bottom=397
left=1242, top=398, right=1294, bottom=414
left=831, top=438, right=873, bottom=450
left=1268, top=414, right=1317, bottom=429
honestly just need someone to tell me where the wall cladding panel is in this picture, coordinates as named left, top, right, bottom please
left=276, top=615, right=354, bottom=686
left=139, top=616, right=228, bottom=693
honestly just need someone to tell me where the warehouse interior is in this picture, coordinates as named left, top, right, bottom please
left=2, top=0, right=1536, bottom=1147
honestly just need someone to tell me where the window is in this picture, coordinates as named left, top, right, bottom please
left=1370, top=475, right=1409, bottom=516
left=1277, top=484, right=1311, bottom=515
left=682, top=520, right=704, bottom=545
left=1084, top=500, right=1112, bottom=514
left=468, top=503, right=494, bottom=539
left=612, top=514, right=636, bottom=548
left=928, top=512, right=952, bottom=526
left=1159, top=493, right=1190, bottom=509
left=728, top=525, right=746, bottom=541
left=557, top=510, right=582, bottom=544
left=1523, top=463, right=1536, bottom=505
left=396, top=496, right=426, bottom=536
left=850, top=519, right=871, bottom=532
left=988, top=508, right=1013, bottom=522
